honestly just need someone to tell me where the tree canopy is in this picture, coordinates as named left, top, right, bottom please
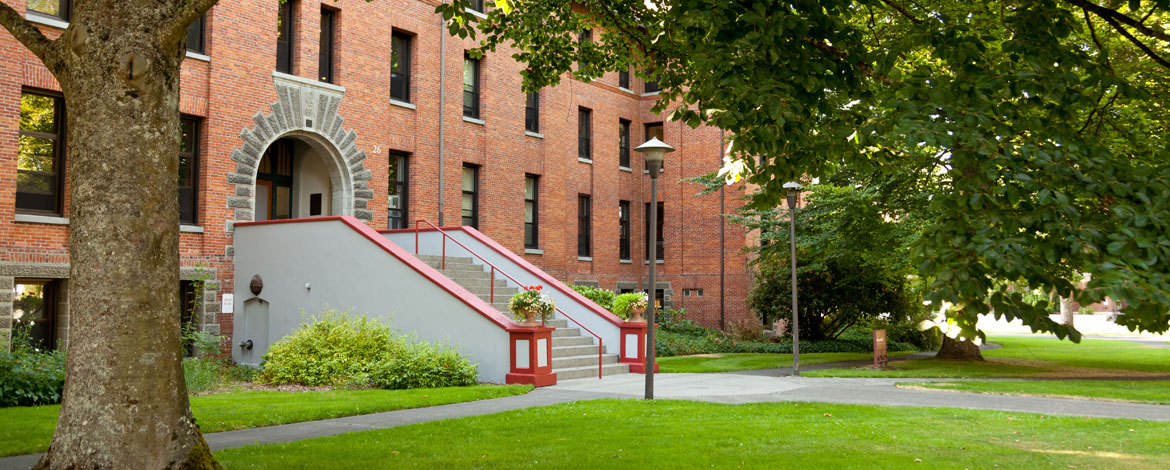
left=442, top=0, right=1170, bottom=343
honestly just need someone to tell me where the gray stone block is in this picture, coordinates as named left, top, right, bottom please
left=0, top=291, right=12, bottom=302
left=0, top=277, right=12, bottom=289
left=354, top=189, right=374, bottom=199
left=235, top=186, right=252, bottom=197
left=227, top=197, right=253, bottom=209
left=272, top=102, right=288, bottom=131
left=224, top=221, right=235, bottom=233
left=345, top=146, right=362, bottom=165
left=227, top=172, right=252, bottom=184
left=0, top=316, right=9, bottom=329
left=340, top=130, right=357, bottom=149
left=354, top=209, right=374, bottom=220
left=235, top=164, right=255, bottom=177
left=234, top=209, right=253, bottom=221
left=266, top=114, right=282, bottom=137
left=225, top=245, right=234, bottom=257
left=290, top=87, right=303, bottom=125
left=353, top=169, right=372, bottom=181
left=353, top=181, right=368, bottom=190
left=353, top=199, right=367, bottom=209
left=0, top=303, right=11, bottom=315
left=252, top=112, right=273, bottom=142
left=0, top=263, right=70, bottom=278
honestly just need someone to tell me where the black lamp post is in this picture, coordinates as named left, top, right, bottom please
left=783, top=181, right=802, bottom=376
left=635, top=137, right=674, bottom=400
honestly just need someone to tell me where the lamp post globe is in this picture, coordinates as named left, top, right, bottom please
left=634, top=137, right=674, bottom=400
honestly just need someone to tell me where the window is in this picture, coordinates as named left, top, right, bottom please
left=256, top=139, right=294, bottom=220
left=645, top=202, right=664, bottom=261
left=461, top=164, right=479, bottom=228
left=468, top=0, right=484, bottom=12
left=276, top=0, right=295, bottom=73
left=525, top=91, right=540, bottom=133
left=13, top=280, right=59, bottom=351
left=463, top=55, right=480, bottom=119
left=28, top=0, right=70, bottom=21
left=644, top=69, right=660, bottom=93
left=577, top=195, right=592, bottom=257
left=524, top=175, right=538, bottom=248
left=619, top=119, right=631, bottom=168
left=619, top=200, right=631, bottom=260
left=319, top=8, right=335, bottom=83
left=179, top=117, right=200, bottom=225
left=578, top=107, right=592, bottom=161
left=186, top=13, right=206, bottom=54
left=388, top=152, right=409, bottom=229
left=577, top=30, right=592, bottom=76
left=390, top=32, right=412, bottom=102
left=619, top=67, right=630, bottom=89
left=644, top=122, right=664, bottom=171
left=17, top=91, right=65, bottom=215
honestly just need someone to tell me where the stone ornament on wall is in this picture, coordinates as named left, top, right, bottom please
left=224, top=72, right=374, bottom=244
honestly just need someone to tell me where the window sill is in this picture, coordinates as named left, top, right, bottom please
left=185, top=51, right=210, bottom=62
left=619, top=259, right=632, bottom=264
left=578, top=158, right=593, bottom=164
left=272, top=71, right=346, bottom=94
left=619, top=87, right=635, bottom=95
left=643, top=169, right=666, bottom=174
left=619, top=166, right=632, bottom=173
left=26, top=12, right=68, bottom=30
left=180, top=225, right=205, bottom=233
left=577, top=256, right=593, bottom=262
left=465, top=8, right=488, bottom=19
left=14, top=214, right=68, bottom=225
left=389, top=99, right=416, bottom=110
left=525, top=131, right=544, bottom=139
left=524, top=248, right=544, bottom=255
left=641, top=91, right=661, bottom=97
left=463, top=116, right=485, bottom=126
left=644, top=259, right=665, bottom=265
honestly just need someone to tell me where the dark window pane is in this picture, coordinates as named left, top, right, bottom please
left=619, top=200, right=630, bottom=260
left=524, top=175, right=538, bottom=248
left=388, top=153, right=408, bottom=229
left=14, top=281, right=57, bottom=351
left=645, top=202, right=664, bottom=261
left=469, top=0, right=484, bottom=12
left=391, top=33, right=412, bottom=102
left=619, top=68, right=630, bottom=89
left=462, top=165, right=478, bottom=228
left=577, top=195, right=591, bottom=257
left=578, top=108, right=591, bottom=161
left=644, top=123, right=665, bottom=171
left=318, top=8, right=335, bottom=83
left=186, top=13, right=206, bottom=54
left=644, top=68, right=660, bottom=93
left=20, top=94, right=58, bottom=133
left=463, top=57, right=479, bottom=119
left=28, top=0, right=68, bottom=20
left=17, top=91, right=63, bottom=214
left=276, top=1, right=294, bottom=73
left=525, top=91, right=539, bottom=133
left=178, top=117, right=199, bottom=225
left=619, top=120, right=630, bottom=168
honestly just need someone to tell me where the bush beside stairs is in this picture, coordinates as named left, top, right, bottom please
left=418, top=255, right=630, bottom=380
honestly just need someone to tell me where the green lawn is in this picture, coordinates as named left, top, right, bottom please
left=804, top=336, right=1170, bottom=378
left=0, top=385, right=531, bottom=457
left=901, top=380, right=1170, bottom=405
left=214, top=399, right=1170, bottom=469
left=658, top=352, right=913, bottom=373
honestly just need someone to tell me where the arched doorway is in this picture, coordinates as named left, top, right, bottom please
left=254, top=136, right=337, bottom=220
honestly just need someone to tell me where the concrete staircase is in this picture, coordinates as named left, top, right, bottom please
left=418, top=255, right=629, bottom=380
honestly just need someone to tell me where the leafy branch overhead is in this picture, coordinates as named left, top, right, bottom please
left=440, top=0, right=1170, bottom=340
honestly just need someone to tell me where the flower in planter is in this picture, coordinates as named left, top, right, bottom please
left=611, top=292, right=649, bottom=320
left=508, top=285, right=556, bottom=321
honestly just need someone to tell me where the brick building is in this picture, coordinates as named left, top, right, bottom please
left=0, top=0, right=752, bottom=352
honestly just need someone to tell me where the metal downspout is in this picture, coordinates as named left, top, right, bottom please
left=719, top=129, right=726, bottom=331
left=437, top=0, right=448, bottom=225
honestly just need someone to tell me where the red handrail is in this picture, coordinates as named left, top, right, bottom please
left=413, top=219, right=605, bottom=379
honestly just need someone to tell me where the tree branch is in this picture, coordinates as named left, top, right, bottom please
left=1065, top=0, right=1170, bottom=43
left=161, top=0, right=219, bottom=47
left=804, top=36, right=894, bottom=85
left=1098, top=13, right=1170, bottom=70
left=878, top=0, right=923, bottom=24
left=0, top=2, right=56, bottom=62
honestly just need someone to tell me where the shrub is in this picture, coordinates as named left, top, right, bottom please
left=184, top=358, right=257, bottom=394
left=369, top=339, right=478, bottom=390
left=611, top=292, right=648, bottom=320
left=570, top=285, right=615, bottom=311
left=260, top=310, right=400, bottom=386
left=261, top=309, right=478, bottom=390
left=0, top=349, right=65, bottom=407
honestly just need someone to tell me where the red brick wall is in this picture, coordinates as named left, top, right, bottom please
left=0, top=0, right=755, bottom=338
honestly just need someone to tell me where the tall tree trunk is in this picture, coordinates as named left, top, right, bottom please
left=1060, top=296, right=1074, bottom=327
left=935, top=335, right=984, bottom=361
left=0, top=1, right=222, bottom=468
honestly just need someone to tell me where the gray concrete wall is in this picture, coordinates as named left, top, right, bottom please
left=233, top=219, right=512, bottom=383
left=384, top=229, right=623, bottom=348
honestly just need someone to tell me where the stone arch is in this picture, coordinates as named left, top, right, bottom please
left=224, top=73, right=373, bottom=254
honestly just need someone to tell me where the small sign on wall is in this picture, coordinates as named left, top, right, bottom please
left=222, top=293, right=234, bottom=314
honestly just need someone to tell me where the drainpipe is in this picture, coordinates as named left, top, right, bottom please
left=437, top=0, right=448, bottom=225
left=719, top=128, right=726, bottom=331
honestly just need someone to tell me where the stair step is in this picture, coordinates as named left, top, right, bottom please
left=544, top=318, right=569, bottom=328
left=552, top=327, right=581, bottom=338
left=551, top=344, right=599, bottom=357
left=552, top=353, right=619, bottom=369
left=442, top=277, right=511, bottom=288
left=554, top=363, right=631, bottom=380
left=429, top=264, right=488, bottom=274
left=417, top=255, right=477, bottom=265
left=551, top=336, right=594, bottom=347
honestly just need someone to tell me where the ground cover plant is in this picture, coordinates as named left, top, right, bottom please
left=658, top=352, right=915, bottom=373
left=901, top=380, right=1170, bottom=405
left=213, top=399, right=1170, bottom=469
left=805, top=337, right=1170, bottom=378
left=0, top=385, right=531, bottom=458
